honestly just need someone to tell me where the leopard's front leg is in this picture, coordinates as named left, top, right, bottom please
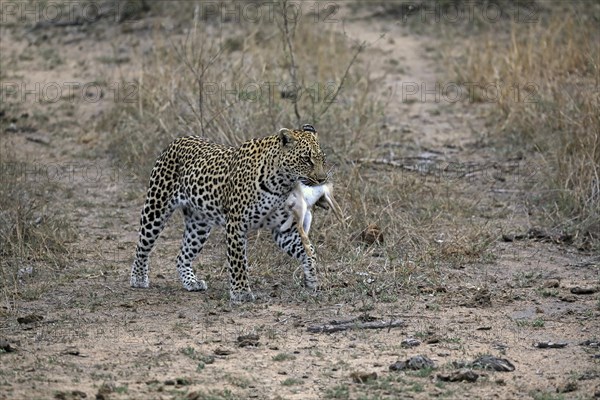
left=226, top=219, right=256, bottom=303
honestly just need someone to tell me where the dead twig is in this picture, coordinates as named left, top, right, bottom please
left=279, top=0, right=301, bottom=124
left=101, top=284, right=115, bottom=293
left=318, top=41, right=366, bottom=119
left=168, top=8, right=225, bottom=136
left=356, top=158, right=420, bottom=172
left=307, top=319, right=404, bottom=333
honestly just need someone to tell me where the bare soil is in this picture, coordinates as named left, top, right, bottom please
left=1, top=3, right=598, bottom=400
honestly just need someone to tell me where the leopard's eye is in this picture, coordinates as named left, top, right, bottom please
left=302, top=156, right=313, bottom=166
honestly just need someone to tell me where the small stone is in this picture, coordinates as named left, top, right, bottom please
left=407, top=355, right=435, bottom=370
left=472, top=288, right=492, bottom=307
left=534, top=341, right=568, bottom=349
left=17, top=266, right=34, bottom=279
left=17, top=314, right=43, bottom=324
left=63, top=347, right=82, bottom=356
left=502, top=234, right=515, bottom=242
left=96, top=382, right=116, bottom=400
left=390, top=355, right=435, bottom=371
left=350, top=371, right=377, bottom=383
left=492, top=343, right=508, bottom=351
left=360, top=223, right=384, bottom=245
left=237, top=334, right=260, bottom=347
left=176, top=377, right=191, bottom=386
left=543, top=279, right=560, bottom=288
left=214, top=347, right=234, bottom=356
left=570, top=286, right=597, bottom=295
left=471, top=355, right=515, bottom=372
left=437, top=369, right=479, bottom=382
left=401, top=338, right=421, bottom=348
left=201, top=355, right=215, bottom=364
left=389, top=361, right=407, bottom=371
left=559, top=295, right=577, bottom=302
left=556, top=381, right=577, bottom=393
left=578, top=370, right=599, bottom=380
left=0, top=339, right=15, bottom=353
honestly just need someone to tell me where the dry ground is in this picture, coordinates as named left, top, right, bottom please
left=1, top=1, right=598, bottom=399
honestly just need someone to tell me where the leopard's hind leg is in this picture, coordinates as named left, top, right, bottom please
left=176, top=207, right=211, bottom=291
left=130, top=154, right=179, bottom=289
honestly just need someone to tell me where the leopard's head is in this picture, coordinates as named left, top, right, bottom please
left=279, top=124, right=328, bottom=186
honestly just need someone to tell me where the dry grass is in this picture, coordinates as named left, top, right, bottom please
left=103, top=3, right=372, bottom=180
left=443, top=1, right=600, bottom=249
left=0, top=153, right=76, bottom=313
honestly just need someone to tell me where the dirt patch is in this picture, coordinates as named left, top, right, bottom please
left=1, top=2, right=598, bottom=400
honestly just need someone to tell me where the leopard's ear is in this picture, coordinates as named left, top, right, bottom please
left=302, top=124, right=316, bottom=133
left=302, top=124, right=318, bottom=139
left=279, top=128, right=298, bottom=147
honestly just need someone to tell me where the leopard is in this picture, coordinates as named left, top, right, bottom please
left=130, top=124, right=329, bottom=303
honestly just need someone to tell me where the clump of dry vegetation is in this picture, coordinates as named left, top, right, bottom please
left=445, top=1, right=600, bottom=248
left=0, top=153, right=76, bottom=312
left=103, top=1, right=372, bottom=179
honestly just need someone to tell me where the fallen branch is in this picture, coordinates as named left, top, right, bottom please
left=502, top=227, right=573, bottom=244
left=307, top=318, right=404, bottom=333
left=356, top=158, right=420, bottom=172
